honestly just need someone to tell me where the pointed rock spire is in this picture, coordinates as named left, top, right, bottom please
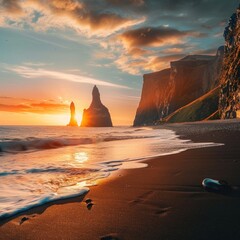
left=67, top=101, right=78, bottom=126
left=81, top=86, right=113, bottom=127
left=90, top=85, right=102, bottom=108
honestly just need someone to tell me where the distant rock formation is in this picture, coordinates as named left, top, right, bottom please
left=67, top=101, right=78, bottom=126
left=81, top=86, right=113, bottom=127
left=219, top=5, right=240, bottom=119
left=133, top=47, right=224, bottom=126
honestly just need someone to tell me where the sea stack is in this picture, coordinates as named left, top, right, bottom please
left=67, top=101, right=78, bottom=126
left=81, top=86, right=113, bottom=127
left=219, top=5, right=240, bottom=119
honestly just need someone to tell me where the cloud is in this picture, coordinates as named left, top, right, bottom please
left=146, top=54, right=186, bottom=71
left=1, top=0, right=23, bottom=15
left=115, top=53, right=186, bottom=75
left=0, top=0, right=145, bottom=36
left=0, top=0, right=237, bottom=77
left=76, top=12, right=145, bottom=37
left=6, top=65, right=130, bottom=89
left=93, top=50, right=115, bottom=60
left=105, top=0, right=145, bottom=7
left=160, top=48, right=184, bottom=54
left=110, top=25, right=208, bottom=75
left=118, top=26, right=207, bottom=49
left=127, top=47, right=153, bottom=58
left=0, top=98, right=68, bottom=114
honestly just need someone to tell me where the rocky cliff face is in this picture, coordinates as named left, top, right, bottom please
left=133, top=69, right=172, bottom=126
left=81, top=86, right=113, bottom=127
left=164, top=87, right=220, bottom=123
left=134, top=48, right=223, bottom=126
left=67, top=101, right=78, bottom=126
left=219, top=6, right=240, bottom=119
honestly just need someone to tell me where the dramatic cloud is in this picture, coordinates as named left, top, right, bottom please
left=6, top=65, right=130, bottom=89
left=0, top=0, right=145, bottom=36
left=119, top=26, right=206, bottom=49
left=0, top=0, right=238, bottom=76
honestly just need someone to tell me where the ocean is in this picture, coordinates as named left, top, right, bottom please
left=0, top=126, right=222, bottom=219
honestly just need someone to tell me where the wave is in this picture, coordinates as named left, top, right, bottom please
left=0, top=137, right=93, bottom=154
left=0, top=188, right=89, bottom=219
left=0, top=166, right=98, bottom=177
left=0, top=135, right=151, bottom=154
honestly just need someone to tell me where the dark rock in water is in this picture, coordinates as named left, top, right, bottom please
left=67, top=101, right=78, bottom=126
left=81, top=86, right=113, bottom=127
left=219, top=5, right=240, bottom=119
left=134, top=47, right=223, bottom=126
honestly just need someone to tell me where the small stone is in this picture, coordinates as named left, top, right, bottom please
left=87, top=202, right=94, bottom=210
left=19, top=216, right=29, bottom=225
left=85, top=198, right=92, bottom=204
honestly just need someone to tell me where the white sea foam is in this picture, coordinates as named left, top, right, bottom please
left=0, top=126, right=223, bottom=219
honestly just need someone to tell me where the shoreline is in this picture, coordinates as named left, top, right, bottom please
left=1, top=119, right=240, bottom=240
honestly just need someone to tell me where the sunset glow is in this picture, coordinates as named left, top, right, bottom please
left=0, top=0, right=238, bottom=125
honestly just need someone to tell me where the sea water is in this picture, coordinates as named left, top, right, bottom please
left=0, top=126, right=222, bottom=218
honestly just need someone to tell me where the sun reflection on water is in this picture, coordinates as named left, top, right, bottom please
left=74, top=152, right=88, bottom=163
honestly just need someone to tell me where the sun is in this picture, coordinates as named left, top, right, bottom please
left=50, top=112, right=83, bottom=126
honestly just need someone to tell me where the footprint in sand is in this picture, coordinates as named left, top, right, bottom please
left=100, top=233, right=120, bottom=240
left=155, top=207, right=172, bottom=217
left=129, top=191, right=154, bottom=205
left=85, top=198, right=94, bottom=210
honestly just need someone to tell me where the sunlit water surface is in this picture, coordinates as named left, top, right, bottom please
left=0, top=126, right=222, bottom=218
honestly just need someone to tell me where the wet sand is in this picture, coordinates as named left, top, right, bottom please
left=1, top=119, right=240, bottom=240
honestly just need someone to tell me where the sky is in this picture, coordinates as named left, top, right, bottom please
left=0, top=0, right=238, bottom=126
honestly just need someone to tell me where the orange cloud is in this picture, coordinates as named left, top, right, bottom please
left=118, top=26, right=207, bottom=49
left=115, top=53, right=186, bottom=75
left=0, top=0, right=145, bottom=36
left=127, top=47, right=153, bottom=58
left=1, top=0, right=23, bottom=15
left=0, top=98, right=68, bottom=114
left=145, top=54, right=186, bottom=72
left=110, top=26, right=207, bottom=74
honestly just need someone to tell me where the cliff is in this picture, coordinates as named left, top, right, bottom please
left=164, top=87, right=220, bottom=123
left=133, top=48, right=223, bottom=126
left=133, top=69, right=171, bottom=126
left=219, top=5, right=240, bottom=119
left=81, top=86, right=113, bottom=127
left=67, top=101, right=78, bottom=126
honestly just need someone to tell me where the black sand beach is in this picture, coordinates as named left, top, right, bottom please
left=1, top=119, right=240, bottom=240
